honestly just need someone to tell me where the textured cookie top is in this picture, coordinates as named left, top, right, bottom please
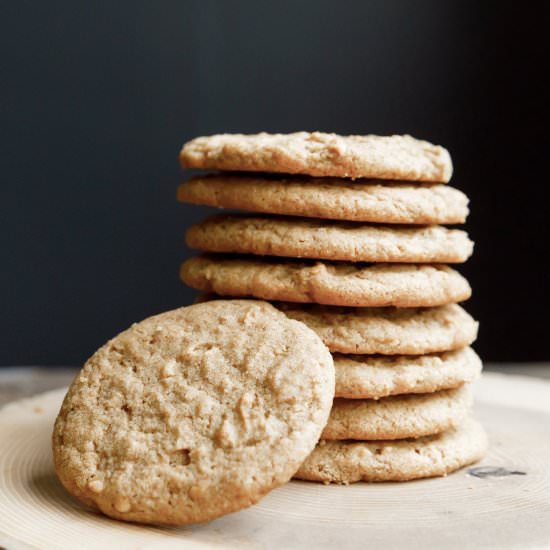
left=178, top=176, right=469, bottom=224
left=333, top=347, right=482, bottom=399
left=277, top=303, right=478, bottom=354
left=52, top=300, right=334, bottom=526
left=181, top=255, right=471, bottom=308
left=180, top=132, right=453, bottom=182
left=186, top=215, right=473, bottom=264
left=295, top=418, right=487, bottom=483
left=323, top=385, right=472, bottom=441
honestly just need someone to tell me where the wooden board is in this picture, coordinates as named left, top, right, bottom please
left=1, top=372, right=549, bottom=550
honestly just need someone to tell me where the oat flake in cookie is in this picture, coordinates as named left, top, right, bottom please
left=52, top=300, right=334, bottom=526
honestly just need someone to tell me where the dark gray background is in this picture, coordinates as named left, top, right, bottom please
left=1, top=1, right=548, bottom=366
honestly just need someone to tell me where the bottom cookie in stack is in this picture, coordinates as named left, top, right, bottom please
left=295, top=418, right=487, bottom=483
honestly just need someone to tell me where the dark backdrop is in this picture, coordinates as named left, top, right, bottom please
left=1, top=1, right=548, bottom=366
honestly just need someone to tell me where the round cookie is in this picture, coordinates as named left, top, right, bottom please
left=295, top=418, right=488, bottom=483
left=52, top=300, right=335, bottom=526
left=178, top=176, right=469, bottom=224
left=186, top=215, right=473, bottom=264
left=181, top=255, right=472, bottom=308
left=180, top=132, right=453, bottom=182
left=322, top=385, right=472, bottom=441
left=334, top=348, right=482, bottom=399
left=277, top=303, right=478, bottom=355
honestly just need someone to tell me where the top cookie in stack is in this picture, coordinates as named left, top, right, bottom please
left=178, top=131, right=486, bottom=483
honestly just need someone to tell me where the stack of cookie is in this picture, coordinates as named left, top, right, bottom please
left=178, top=132, right=487, bottom=484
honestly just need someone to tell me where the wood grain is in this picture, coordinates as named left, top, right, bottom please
left=0, top=373, right=549, bottom=549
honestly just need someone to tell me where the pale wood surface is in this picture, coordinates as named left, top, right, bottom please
left=1, top=372, right=549, bottom=550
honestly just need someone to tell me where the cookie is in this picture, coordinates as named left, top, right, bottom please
left=322, top=385, right=472, bottom=440
left=186, top=215, right=473, bottom=264
left=180, top=132, right=453, bottom=182
left=52, top=300, right=335, bottom=526
left=181, top=255, right=472, bottom=308
left=277, top=303, right=478, bottom=355
left=178, top=176, right=469, bottom=224
left=334, top=347, right=482, bottom=399
left=295, top=417, right=487, bottom=483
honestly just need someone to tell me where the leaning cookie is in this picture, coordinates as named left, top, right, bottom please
left=180, top=132, right=452, bottom=182
left=295, top=418, right=487, bottom=483
left=322, top=385, right=472, bottom=441
left=186, top=215, right=473, bottom=263
left=334, top=347, right=482, bottom=399
left=181, top=255, right=471, bottom=308
left=178, top=176, right=469, bottom=224
left=52, top=300, right=334, bottom=526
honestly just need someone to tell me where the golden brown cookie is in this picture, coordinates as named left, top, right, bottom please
left=178, top=176, right=469, bottom=224
left=180, top=132, right=453, bottom=182
left=52, top=300, right=334, bottom=526
left=181, top=255, right=472, bottom=308
left=295, top=418, right=487, bottom=483
left=186, top=215, right=473, bottom=263
left=334, top=347, right=482, bottom=399
left=277, top=303, right=478, bottom=355
left=322, top=385, right=472, bottom=441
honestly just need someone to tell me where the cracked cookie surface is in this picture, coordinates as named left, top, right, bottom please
left=180, top=132, right=452, bottom=182
left=181, top=255, right=471, bottom=308
left=53, top=300, right=334, bottom=525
